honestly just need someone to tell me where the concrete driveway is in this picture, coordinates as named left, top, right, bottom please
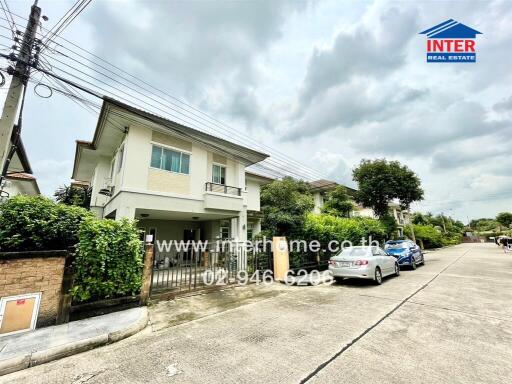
left=2, top=243, right=511, bottom=384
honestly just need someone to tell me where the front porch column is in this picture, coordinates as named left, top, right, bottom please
left=230, top=217, right=238, bottom=240
left=231, top=212, right=247, bottom=242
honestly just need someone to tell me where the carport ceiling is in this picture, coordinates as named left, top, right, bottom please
left=135, top=209, right=236, bottom=221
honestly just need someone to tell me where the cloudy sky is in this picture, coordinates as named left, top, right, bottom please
left=2, top=0, right=511, bottom=222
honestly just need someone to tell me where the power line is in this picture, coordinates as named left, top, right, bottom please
left=2, top=11, right=333, bottom=182
left=41, top=0, right=92, bottom=53
left=42, top=0, right=81, bottom=41
left=1, top=13, right=329, bottom=181
left=24, top=68, right=304, bottom=179
left=42, top=46, right=327, bottom=180
left=0, top=0, right=16, bottom=39
left=5, top=27, right=326, bottom=181
left=36, top=57, right=323, bottom=181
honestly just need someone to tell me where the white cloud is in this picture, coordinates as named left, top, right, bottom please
left=1, top=0, right=511, bottom=221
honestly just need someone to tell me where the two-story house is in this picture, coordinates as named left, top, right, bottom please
left=71, top=97, right=271, bottom=252
left=309, top=179, right=411, bottom=237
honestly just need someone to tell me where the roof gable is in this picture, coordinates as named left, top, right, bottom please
left=104, top=97, right=269, bottom=165
left=419, top=19, right=482, bottom=38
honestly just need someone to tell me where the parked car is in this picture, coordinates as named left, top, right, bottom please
left=328, top=246, right=400, bottom=285
left=384, top=240, right=424, bottom=269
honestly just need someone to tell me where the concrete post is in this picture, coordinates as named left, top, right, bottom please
left=272, top=236, right=289, bottom=282
left=139, top=243, right=154, bottom=306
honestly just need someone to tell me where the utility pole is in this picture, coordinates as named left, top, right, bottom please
left=0, top=1, right=41, bottom=188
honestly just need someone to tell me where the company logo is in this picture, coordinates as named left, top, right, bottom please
left=419, top=19, right=482, bottom=63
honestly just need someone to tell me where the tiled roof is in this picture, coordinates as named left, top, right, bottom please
left=6, top=172, right=36, bottom=180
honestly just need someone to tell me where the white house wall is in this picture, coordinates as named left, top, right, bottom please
left=2, top=180, right=21, bottom=196
left=83, top=120, right=268, bottom=242
left=245, top=178, right=261, bottom=211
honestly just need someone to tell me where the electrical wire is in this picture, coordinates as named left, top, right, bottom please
left=42, top=0, right=81, bottom=41
left=0, top=12, right=329, bottom=181
left=41, top=0, right=92, bottom=53
left=1, top=12, right=335, bottom=182
left=36, top=59, right=324, bottom=181
left=0, top=0, right=16, bottom=39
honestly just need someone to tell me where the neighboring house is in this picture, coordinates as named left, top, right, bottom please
left=71, top=97, right=271, bottom=248
left=309, top=179, right=411, bottom=237
left=388, top=202, right=411, bottom=238
left=309, top=179, right=357, bottom=215
left=0, top=138, right=40, bottom=201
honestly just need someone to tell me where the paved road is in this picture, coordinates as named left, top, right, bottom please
left=3, top=243, right=511, bottom=384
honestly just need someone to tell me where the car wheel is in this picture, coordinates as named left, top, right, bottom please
left=411, top=258, right=417, bottom=270
left=374, top=267, right=383, bottom=285
left=394, top=263, right=400, bottom=276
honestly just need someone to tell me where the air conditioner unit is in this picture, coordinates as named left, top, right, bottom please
left=99, top=188, right=112, bottom=197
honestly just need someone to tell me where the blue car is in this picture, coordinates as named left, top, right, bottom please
left=384, top=240, right=425, bottom=269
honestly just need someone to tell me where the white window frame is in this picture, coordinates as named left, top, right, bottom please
left=219, top=220, right=230, bottom=239
left=212, top=163, right=226, bottom=185
left=0, top=292, right=41, bottom=337
left=247, top=222, right=254, bottom=240
left=150, top=143, right=191, bottom=175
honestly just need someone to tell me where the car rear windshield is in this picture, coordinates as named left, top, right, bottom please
left=339, top=248, right=368, bottom=257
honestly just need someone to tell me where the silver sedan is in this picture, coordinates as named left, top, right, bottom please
left=328, top=246, right=400, bottom=285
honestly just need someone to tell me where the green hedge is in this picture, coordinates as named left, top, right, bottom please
left=0, top=195, right=143, bottom=303
left=405, top=224, right=443, bottom=249
left=0, top=195, right=93, bottom=252
left=72, top=218, right=143, bottom=303
left=405, top=224, right=463, bottom=249
left=303, top=213, right=387, bottom=249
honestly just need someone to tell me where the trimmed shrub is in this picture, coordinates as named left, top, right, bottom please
left=0, top=195, right=92, bottom=252
left=72, top=218, right=143, bottom=303
left=405, top=224, right=443, bottom=249
left=303, top=213, right=387, bottom=249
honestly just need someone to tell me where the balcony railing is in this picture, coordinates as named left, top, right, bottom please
left=205, top=182, right=242, bottom=196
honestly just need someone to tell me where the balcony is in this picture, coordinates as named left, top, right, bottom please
left=204, top=182, right=243, bottom=211
left=205, top=182, right=241, bottom=196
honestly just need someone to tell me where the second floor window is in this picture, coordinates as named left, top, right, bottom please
left=151, top=145, right=190, bottom=174
left=212, top=164, right=226, bottom=185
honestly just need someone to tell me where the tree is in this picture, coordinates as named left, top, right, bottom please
left=321, top=185, right=354, bottom=218
left=352, top=159, right=424, bottom=218
left=469, top=218, right=499, bottom=232
left=54, top=185, right=92, bottom=209
left=496, top=212, right=512, bottom=229
left=412, top=212, right=429, bottom=225
left=260, top=177, right=314, bottom=237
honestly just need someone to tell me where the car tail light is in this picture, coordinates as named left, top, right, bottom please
left=328, top=260, right=336, bottom=265
left=354, top=260, right=369, bottom=266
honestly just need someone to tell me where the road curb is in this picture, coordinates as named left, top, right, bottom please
left=0, top=307, right=148, bottom=376
left=108, top=307, right=149, bottom=343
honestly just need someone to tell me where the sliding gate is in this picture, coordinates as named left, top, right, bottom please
left=151, top=245, right=244, bottom=296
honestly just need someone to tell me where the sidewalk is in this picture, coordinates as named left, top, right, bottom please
left=0, top=307, right=148, bottom=376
